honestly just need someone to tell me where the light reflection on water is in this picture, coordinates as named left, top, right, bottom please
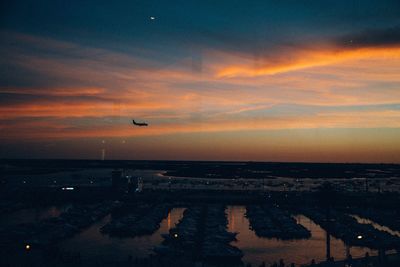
left=227, top=206, right=377, bottom=266
left=5, top=205, right=386, bottom=265
left=58, top=208, right=185, bottom=262
left=351, top=215, right=400, bottom=237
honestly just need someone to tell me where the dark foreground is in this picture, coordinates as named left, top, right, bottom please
left=0, top=159, right=399, bottom=266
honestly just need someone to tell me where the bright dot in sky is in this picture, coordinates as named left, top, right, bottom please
left=150, top=16, right=155, bottom=20
left=25, top=244, right=31, bottom=250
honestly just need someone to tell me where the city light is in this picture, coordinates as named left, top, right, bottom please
left=61, top=187, right=75, bottom=191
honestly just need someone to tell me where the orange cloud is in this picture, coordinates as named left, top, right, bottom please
left=0, top=87, right=105, bottom=96
left=215, top=46, right=400, bottom=77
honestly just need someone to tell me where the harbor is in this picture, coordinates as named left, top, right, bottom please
left=1, top=200, right=400, bottom=266
left=1, top=161, right=400, bottom=266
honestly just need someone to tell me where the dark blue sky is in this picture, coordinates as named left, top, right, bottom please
left=2, top=1, right=400, bottom=55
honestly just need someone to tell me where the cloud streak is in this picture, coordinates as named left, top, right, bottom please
left=214, top=45, right=400, bottom=78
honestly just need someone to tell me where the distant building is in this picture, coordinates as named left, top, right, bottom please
left=111, top=170, right=126, bottom=192
left=127, top=176, right=143, bottom=193
left=137, top=177, right=143, bottom=192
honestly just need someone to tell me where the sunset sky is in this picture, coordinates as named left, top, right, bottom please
left=1, top=1, right=400, bottom=162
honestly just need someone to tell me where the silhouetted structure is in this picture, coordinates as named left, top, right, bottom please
left=112, top=170, right=127, bottom=193
left=317, top=182, right=337, bottom=261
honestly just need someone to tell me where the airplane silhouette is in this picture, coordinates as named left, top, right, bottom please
left=132, top=119, right=148, bottom=126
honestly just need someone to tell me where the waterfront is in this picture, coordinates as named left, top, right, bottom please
left=57, top=208, right=185, bottom=263
left=227, top=206, right=376, bottom=266
left=1, top=160, right=399, bottom=266
left=2, top=203, right=399, bottom=266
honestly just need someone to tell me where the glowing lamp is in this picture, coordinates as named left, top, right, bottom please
left=25, top=244, right=31, bottom=250
left=62, top=187, right=74, bottom=191
left=173, top=233, right=178, bottom=238
left=357, top=235, right=363, bottom=239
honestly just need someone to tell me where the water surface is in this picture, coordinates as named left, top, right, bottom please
left=0, top=205, right=70, bottom=226
left=58, top=207, right=185, bottom=262
left=227, top=206, right=376, bottom=266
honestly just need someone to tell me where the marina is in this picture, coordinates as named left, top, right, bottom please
left=2, top=201, right=399, bottom=266
left=1, top=161, right=399, bottom=266
left=101, top=203, right=170, bottom=237
left=246, top=205, right=311, bottom=240
left=298, top=207, right=400, bottom=250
